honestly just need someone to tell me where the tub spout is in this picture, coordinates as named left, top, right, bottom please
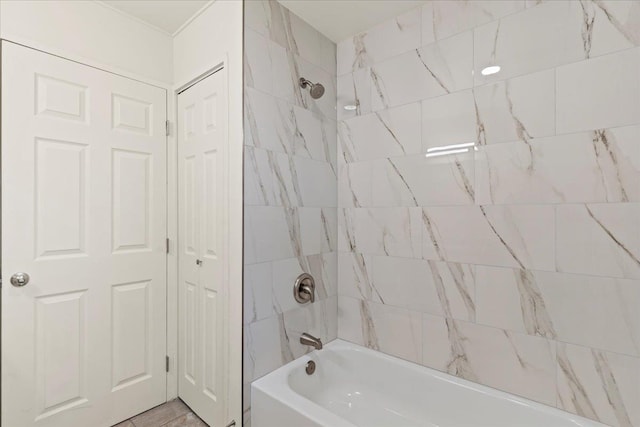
left=300, top=333, right=323, bottom=350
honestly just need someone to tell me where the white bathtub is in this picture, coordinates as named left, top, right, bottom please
left=252, top=339, right=606, bottom=427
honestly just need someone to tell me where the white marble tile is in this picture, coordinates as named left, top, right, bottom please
left=271, top=153, right=336, bottom=208
left=371, top=152, right=475, bottom=207
left=422, top=0, right=526, bottom=45
left=245, top=206, right=322, bottom=266
left=422, top=205, right=555, bottom=270
left=294, top=156, right=337, bottom=208
left=244, top=262, right=275, bottom=324
left=339, top=208, right=422, bottom=258
left=298, top=208, right=322, bottom=255
left=371, top=31, right=473, bottom=111
left=246, top=297, right=337, bottom=383
left=372, top=256, right=475, bottom=321
left=283, top=296, right=338, bottom=359
left=426, top=260, right=476, bottom=321
left=244, top=28, right=273, bottom=94
left=474, top=266, right=558, bottom=340
left=288, top=105, right=328, bottom=161
left=524, top=0, right=544, bottom=8
left=285, top=105, right=336, bottom=173
left=244, top=88, right=291, bottom=153
left=371, top=256, right=440, bottom=314
left=244, top=146, right=276, bottom=207
left=338, top=162, right=372, bottom=208
left=556, top=203, right=640, bottom=279
left=270, top=152, right=302, bottom=207
left=319, top=34, right=337, bottom=77
left=593, top=1, right=640, bottom=49
left=321, top=208, right=337, bottom=253
left=262, top=0, right=291, bottom=49
left=337, top=8, right=422, bottom=76
left=557, top=343, right=640, bottom=427
left=271, top=1, right=297, bottom=52
left=422, top=315, right=556, bottom=406
left=421, top=89, right=477, bottom=150
left=338, top=296, right=422, bottom=364
left=338, top=102, right=421, bottom=163
left=474, top=2, right=580, bottom=85
left=308, top=252, right=337, bottom=299
left=245, top=206, right=295, bottom=264
left=474, top=1, right=639, bottom=86
left=473, top=69, right=555, bottom=145
left=337, top=252, right=377, bottom=300
left=337, top=68, right=372, bottom=120
left=322, top=119, right=338, bottom=174
left=270, top=44, right=297, bottom=104
left=289, top=12, right=336, bottom=75
left=580, top=0, right=640, bottom=58
left=557, top=48, right=640, bottom=135
left=476, top=266, right=640, bottom=356
left=244, top=0, right=271, bottom=37
left=272, top=257, right=308, bottom=314
left=476, top=126, right=640, bottom=204
left=244, top=315, right=290, bottom=382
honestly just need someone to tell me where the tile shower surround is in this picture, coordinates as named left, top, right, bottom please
left=244, top=1, right=640, bottom=427
left=336, top=1, right=640, bottom=426
left=243, top=1, right=338, bottom=426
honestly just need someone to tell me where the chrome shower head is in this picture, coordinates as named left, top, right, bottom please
left=299, top=77, right=325, bottom=99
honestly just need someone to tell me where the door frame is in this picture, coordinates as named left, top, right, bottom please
left=167, top=61, right=225, bottom=404
left=171, top=57, right=241, bottom=425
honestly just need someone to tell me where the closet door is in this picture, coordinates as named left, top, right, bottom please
left=1, top=41, right=168, bottom=427
left=177, top=68, right=227, bottom=427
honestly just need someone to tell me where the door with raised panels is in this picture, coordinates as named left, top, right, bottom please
left=1, top=41, right=168, bottom=427
left=178, top=68, right=227, bottom=426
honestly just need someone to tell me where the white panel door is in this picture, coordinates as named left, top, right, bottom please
left=178, top=69, right=227, bottom=426
left=1, top=41, right=168, bottom=427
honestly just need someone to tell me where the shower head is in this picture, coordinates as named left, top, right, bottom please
left=299, top=77, right=325, bottom=99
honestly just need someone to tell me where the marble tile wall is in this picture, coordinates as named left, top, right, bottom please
left=336, top=1, right=640, bottom=426
left=243, top=1, right=337, bottom=425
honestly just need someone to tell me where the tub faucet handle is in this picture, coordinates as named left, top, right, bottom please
left=294, top=273, right=315, bottom=304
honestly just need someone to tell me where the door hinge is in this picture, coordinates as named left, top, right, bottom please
left=166, top=356, right=170, bottom=372
left=225, top=421, right=236, bottom=427
left=165, top=120, right=170, bottom=136
left=166, top=238, right=170, bottom=254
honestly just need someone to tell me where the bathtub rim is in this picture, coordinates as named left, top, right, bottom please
left=251, top=339, right=607, bottom=427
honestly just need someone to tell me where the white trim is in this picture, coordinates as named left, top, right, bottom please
left=176, top=61, right=224, bottom=94
left=166, top=87, right=179, bottom=400
left=0, top=36, right=172, bottom=89
left=174, top=58, right=230, bottom=96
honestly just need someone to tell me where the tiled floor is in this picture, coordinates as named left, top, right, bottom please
left=114, top=399, right=208, bottom=427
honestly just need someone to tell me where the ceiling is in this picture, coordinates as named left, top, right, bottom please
left=99, top=0, right=426, bottom=42
left=278, top=0, right=428, bottom=43
left=100, top=0, right=210, bottom=35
